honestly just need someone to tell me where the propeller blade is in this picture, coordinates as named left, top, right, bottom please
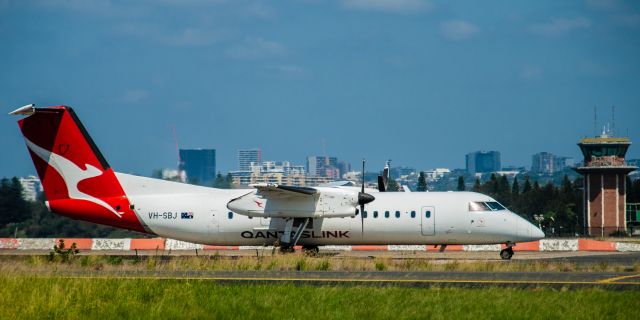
left=361, top=159, right=365, bottom=194
left=361, top=159, right=365, bottom=236
left=377, top=176, right=386, bottom=192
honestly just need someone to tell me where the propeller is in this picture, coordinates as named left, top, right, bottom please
left=358, top=159, right=375, bottom=236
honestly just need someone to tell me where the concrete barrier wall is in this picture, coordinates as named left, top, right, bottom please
left=0, top=238, right=18, bottom=249
left=540, top=239, right=579, bottom=251
left=0, top=238, right=638, bottom=251
left=18, top=238, right=56, bottom=250
left=616, top=242, right=640, bottom=252
left=463, top=244, right=502, bottom=252
left=91, top=239, right=131, bottom=251
left=165, top=239, right=203, bottom=250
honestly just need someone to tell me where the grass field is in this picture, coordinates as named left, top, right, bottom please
left=0, top=275, right=638, bottom=319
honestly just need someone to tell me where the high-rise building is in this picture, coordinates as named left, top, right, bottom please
left=229, top=160, right=332, bottom=187
left=531, top=152, right=574, bottom=174
left=19, top=175, right=42, bottom=202
left=179, top=149, right=216, bottom=186
left=307, top=156, right=339, bottom=178
left=554, top=156, right=574, bottom=172
left=531, top=152, right=555, bottom=174
left=466, top=151, right=501, bottom=174
left=337, top=161, right=351, bottom=179
left=238, top=148, right=262, bottom=171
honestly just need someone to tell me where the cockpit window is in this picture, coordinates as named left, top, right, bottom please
left=469, top=201, right=506, bottom=212
left=469, top=201, right=491, bottom=211
left=486, top=202, right=506, bottom=211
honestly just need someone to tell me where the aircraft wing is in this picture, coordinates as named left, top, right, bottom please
left=251, top=183, right=317, bottom=198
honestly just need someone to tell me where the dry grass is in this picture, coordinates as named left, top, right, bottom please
left=0, top=252, right=637, bottom=274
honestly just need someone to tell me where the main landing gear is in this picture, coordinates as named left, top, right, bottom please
left=500, top=242, right=515, bottom=260
left=279, top=217, right=310, bottom=253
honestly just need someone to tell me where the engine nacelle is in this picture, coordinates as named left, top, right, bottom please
left=226, top=187, right=359, bottom=218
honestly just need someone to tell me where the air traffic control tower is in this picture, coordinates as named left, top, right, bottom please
left=575, top=130, right=636, bottom=237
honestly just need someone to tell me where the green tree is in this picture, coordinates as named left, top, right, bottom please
left=225, top=173, right=234, bottom=189
left=456, top=176, right=465, bottom=191
left=213, top=172, right=227, bottom=189
left=416, top=172, right=427, bottom=192
left=496, top=175, right=511, bottom=206
left=472, top=177, right=481, bottom=192
left=511, top=177, right=520, bottom=195
left=386, top=178, right=400, bottom=192
left=522, top=176, right=532, bottom=194
left=0, top=177, right=30, bottom=226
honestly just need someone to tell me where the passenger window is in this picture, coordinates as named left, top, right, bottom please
left=469, top=201, right=491, bottom=212
left=411, top=211, right=416, bottom=218
left=373, top=211, right=379, bottom=218
left=425, top=210, right=431, bottom=218
left=395, top=211, right=400, bottom=218
left=228, top=211, right=233, bottom=219
left=363, top=211, right=368, bottom=218
left=384, top=211, right=390, bottom=218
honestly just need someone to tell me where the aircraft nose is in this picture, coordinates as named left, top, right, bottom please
left=515, top=214, right=545, bottom=241
left=532, top=224, right=545, bottom=240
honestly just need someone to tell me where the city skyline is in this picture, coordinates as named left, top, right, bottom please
left=1, top=1, right=639, bottom=178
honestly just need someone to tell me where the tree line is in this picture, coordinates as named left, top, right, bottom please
left=0, top=177, right=144, bottom=238
left=2, top=173, right=640, bottom=237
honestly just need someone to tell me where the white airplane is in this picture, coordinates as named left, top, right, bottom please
left=10, top=105, right=544, bottom=259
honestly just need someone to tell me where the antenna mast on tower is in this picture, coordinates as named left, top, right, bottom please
left=593, top=106, right=597, bottom=137
left=611, top=105, right=615, bottom=136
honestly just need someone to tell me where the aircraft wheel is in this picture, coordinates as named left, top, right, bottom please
left=279, top=246, right=295, bottom=254
left=500, top=248, right=514, bottom=260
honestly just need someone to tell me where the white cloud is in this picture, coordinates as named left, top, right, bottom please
left=615, top=14, right=640, bottom=28
left=439, top=20, right=479, bottom=41
left=529, top=17, right=592, bottom=36
left=123, top=90, right=149, bottom=103
left=244, top=2, right=275, bottom=19
left=520, top=66, right=542, bottom=80
left=585, top=0, right=621, bottom=11
left=226, top=37, right=286, bottom=59
left=116, top=24, right=222, bottom=47
left=162, top=28, right=220, bottom=47
left=342, top=0, right=431, bottom=14
left=265, top=65, right=306, bottom=77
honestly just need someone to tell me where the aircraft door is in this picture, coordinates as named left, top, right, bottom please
left=420, top=206, right=435, bottom=236
left=208, top=209, right=219, bottom=234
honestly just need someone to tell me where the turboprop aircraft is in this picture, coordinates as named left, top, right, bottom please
left=10, top=104, right=544, bottom=259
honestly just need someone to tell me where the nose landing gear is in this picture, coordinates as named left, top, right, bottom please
left=500, top=242, right=515, bottom=260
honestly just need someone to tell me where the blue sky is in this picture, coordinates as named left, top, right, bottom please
left=1, top=0, right=639, bottom=177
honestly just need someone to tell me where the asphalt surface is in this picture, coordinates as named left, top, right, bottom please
left=56, top=270, right=640, bottom=290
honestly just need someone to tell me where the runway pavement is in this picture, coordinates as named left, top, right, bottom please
left=3, top=249, right=640, bottom=264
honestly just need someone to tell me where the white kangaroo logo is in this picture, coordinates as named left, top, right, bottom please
left=25, top=138, right=123, bottom=218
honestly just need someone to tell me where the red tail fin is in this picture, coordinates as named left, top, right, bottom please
left=13, top=105, right=147, bottom=233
